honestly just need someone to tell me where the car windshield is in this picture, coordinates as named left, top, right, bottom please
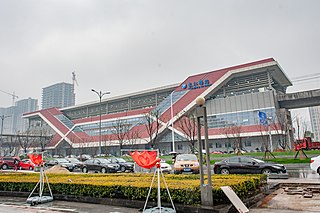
left=67, top=158, right=80, bottom=163
left=251, top=158, right=264, bottom=163
left=115, top=158, right=126, bottom=163
left=56, top=159, right=69, bottom=163
left=98, top=158, right=112, bottom=164
left=176, top=154, right=197, bottom=161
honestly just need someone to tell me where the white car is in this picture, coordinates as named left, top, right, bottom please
left=310, top=155, right=320, bottom=175
left=160, top=162, right=172, bottom=174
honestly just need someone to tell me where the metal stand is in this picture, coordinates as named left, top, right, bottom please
left=26, top=165, right=53, bottom=205
left=294, top=148, right=308, bottom=159
left=143, top=166, right=176, bottom=213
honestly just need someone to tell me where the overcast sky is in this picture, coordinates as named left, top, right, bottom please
left=0, top=0, right=319, bottom=124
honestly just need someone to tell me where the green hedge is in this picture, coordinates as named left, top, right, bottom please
left=0, top=173, right=266, bottom=205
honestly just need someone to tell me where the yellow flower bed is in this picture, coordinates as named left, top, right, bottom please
left=0, top=172, right=265, bottom=205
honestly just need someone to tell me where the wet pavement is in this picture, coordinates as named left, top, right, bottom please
left=0, top=196, right=140, bottom=213
left=251, top=166, right=320, bottom=213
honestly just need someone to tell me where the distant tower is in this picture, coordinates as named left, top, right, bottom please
left=309, top=106, right=320, bottom=141
left=14, top=98, right=38, bottom=132
left=42, top=82, right=75, bottom=109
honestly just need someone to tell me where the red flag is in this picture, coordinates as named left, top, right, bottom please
left=129, top=150, right=160, bottom=169
left=28, top=154, right=43, bottom=166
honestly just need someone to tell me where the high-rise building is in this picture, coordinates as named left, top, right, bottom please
left=42, top=82, right=75, bottom=109
left=14, top=98, right=38, bottom=133
left=309, top=106, right=320, bottom=141
left=0, top=98, right=38, bottom=134
left=0, top=106, right=15, bottom=134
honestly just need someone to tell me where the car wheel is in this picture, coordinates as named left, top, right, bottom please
left=82, top=167, right=88, bottom=173
left=29, top=166, right=33, bottom=171
left=220, top=168, right=230, bottom=175
left=317, top=167, right=320, bottom=175
left=1, top=164, right=8, bottom=170
left=262, top=168, right=272, bottom=175
left=101, top=167, right=107, bottom=173
left=120, top=166, right=126, bottom=172
left=174, top=170, right=180, bottom=174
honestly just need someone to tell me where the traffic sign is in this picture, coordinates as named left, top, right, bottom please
left=258, top=111, right=268, bottom=125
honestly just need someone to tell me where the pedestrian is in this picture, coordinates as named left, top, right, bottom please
left=13, top=158, right=20, bottom=171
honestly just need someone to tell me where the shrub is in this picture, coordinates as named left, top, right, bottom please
left=0, top=172, right=266, bottom=205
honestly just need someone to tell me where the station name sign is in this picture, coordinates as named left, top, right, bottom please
left=181, top=79, right=212, bottom=90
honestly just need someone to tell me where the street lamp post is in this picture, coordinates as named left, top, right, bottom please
left=91, top=89, right=110, bottom=156
left=170, top=91, right=175, bottom=153
left=195, top=97, right=213, bottom=207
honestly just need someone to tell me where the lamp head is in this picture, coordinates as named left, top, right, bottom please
left=196, top=96, right=205, bottom=107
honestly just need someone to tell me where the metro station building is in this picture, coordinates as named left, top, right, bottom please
left=24, top=58, right=293, bottom=156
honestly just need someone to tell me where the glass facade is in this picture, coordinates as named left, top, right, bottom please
left=207, top=108, right=276, bottom=128
left=77, top=116, right=145, bottom=136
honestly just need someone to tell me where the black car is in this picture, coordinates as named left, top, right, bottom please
left=108, top=157, right=134, bottom=172
left=82, top=158, right=120, bottom=173
left=66, top=157, right=84, bottom=171
left=45, top=158, right=76, bottom=172
left=213, top=156, right=287, bottom=175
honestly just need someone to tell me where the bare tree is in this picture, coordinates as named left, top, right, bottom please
left=17, top=129, right=38, bottom=154
left=143, top=109, right=163, bottom=149
left=268, top=109, right=293, bottom=150
left=176, top=112, right=197, bottom=153
left=127, top=126, right=142, bottom=146
left=37, top=129, right=54, bottom=151
left=295, top=116, right=310, bottom=140
left=5, top=136, right=20, bottom=156
left=223, top=124, right=243, bottom=155
left=111, top=119, right=130, bottom=154
left=256, top=124, right=276, bottom=158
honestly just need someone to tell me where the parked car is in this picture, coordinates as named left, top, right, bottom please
left=78, top=154, right=92, bottom=161
left=81, top=158, right=120, bottom=173
left=45, top=158, right=76, bottom=172
left=0, top=156, right=20, bottom=170
left=173, top=154, right=200, bottom=174
left=213, top=156, right=287, bottom=175
left=108, top=157, right=134, bottom=172
left=160, top=162, right=172, bottom=174
left=65, top=157, right=84, bottom=171
left=19, top=159, right=35, bottom=171
left=310, top=155, right=320, bottom=175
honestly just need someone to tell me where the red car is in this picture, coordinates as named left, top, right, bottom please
left=19, top=159, right=35, bottom=171
left=0, top=156, right=20, bottom=170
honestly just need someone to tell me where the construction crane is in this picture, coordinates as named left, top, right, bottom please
left=0, top=89, right=18, bottom=106
left=72, top=71, right=79, bottom=86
